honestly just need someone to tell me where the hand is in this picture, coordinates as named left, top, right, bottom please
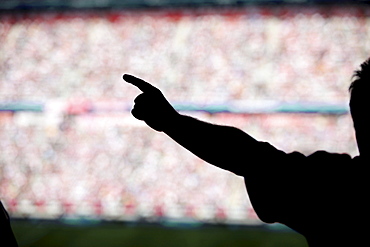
left=123, top=74, right=179, bottom=132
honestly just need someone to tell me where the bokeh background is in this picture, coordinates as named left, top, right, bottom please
left=1, top=0, right=369, bottom=246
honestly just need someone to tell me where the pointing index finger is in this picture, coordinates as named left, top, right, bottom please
left=123, top=74, right=157, bottom=93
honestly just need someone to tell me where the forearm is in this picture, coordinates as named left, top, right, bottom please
left=163, top=114, right=258, bottom=175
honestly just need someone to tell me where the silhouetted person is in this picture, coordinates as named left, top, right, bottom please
left=124, top=58, right=369, bottom=247
left=0, top=201, right=18, bottom=247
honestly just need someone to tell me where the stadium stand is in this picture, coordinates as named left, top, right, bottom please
left=0, top=4, right=367, bottom=223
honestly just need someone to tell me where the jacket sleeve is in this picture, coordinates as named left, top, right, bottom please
left=242, top=142, right=352, bottom=227
left=241, top=142, right=309, bottom=224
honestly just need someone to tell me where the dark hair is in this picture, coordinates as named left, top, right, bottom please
left=349, top=58, right=370, bottom=121
left=349, top=58, right=370, bottom=93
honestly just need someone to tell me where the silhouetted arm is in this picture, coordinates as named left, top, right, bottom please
left=124, top=74, right=259, bottom=175
left=163, top=114, right=258, bottom=174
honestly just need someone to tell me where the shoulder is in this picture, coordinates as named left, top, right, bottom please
left=255, top=142, right=354, bottom=169
left=308, top=150, right=352, bottom=160
left=262, top=142, right=353, bottom=161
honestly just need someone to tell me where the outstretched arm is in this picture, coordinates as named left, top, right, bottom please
left=164, top=114, right=259, bottom=175
left=124, top=74, right=259, bottom=175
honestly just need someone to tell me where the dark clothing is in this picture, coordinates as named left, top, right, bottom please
left=243, top=142, right=367, bottom=247
left=0, top=201, right=18, bottom=247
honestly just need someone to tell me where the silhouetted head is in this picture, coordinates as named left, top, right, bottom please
left=349, top=58, right=370, bottom=158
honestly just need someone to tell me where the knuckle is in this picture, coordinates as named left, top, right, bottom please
left=134, top=93, right=145, bottom=103
left=131, top=108, right=143, bottom=120
left=153, top=87, right=162, bottom=94
left=132, top=105, right=151, bottom=121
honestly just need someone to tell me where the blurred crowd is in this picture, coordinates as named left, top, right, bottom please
left=0, top=112, right=254, bottom=222
left=1, top=6, right=370, bottom=104
left=0, top=111, right=357, bottom=221
left=0, top=6, right=365, bottom=222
